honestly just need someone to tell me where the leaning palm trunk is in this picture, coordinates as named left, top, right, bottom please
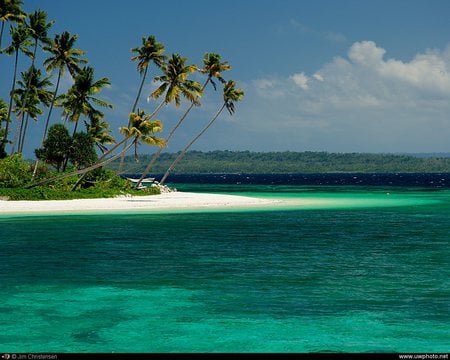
left=117, top=66, right=148, bottom=173
left=31, top=71, right=62, bottom=180
left=26, top=135, right=135, bottom=189
left=135, top=78, right=209, bottom=188
left=160, top=103, right=226, bottom=185
left=18, top=113, right=30, bottom=153
left=2, top=49, right=19, bottom=149
left=11, top=41, right=38, bottom=155
left=0, top=21, right=5, bottom=52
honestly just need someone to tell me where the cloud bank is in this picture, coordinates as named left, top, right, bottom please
left=231, top=41, right=450, bottom=153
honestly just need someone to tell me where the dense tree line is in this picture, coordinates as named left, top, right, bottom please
left=110, top=150, right=450, bottom=174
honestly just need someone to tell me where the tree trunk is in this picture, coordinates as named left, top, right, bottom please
left=2, top=50, right=19, bottom=148
left=118, top=65, right=148, bottom=173
left=14, top=40, right=38, bottom=140
left=18, top=113, right=30, bottom=153
left=31, top=71, right=62, bottom=178
left=135, top=77, right=210, bottom=188
left=0, top=21, right=5, bottom=54
left=160, top=103, right=226, bottom=185
left=43, top=70, right=61, bottom=141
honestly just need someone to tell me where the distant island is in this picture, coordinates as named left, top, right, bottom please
left=109, top=150, right=450, bottom=174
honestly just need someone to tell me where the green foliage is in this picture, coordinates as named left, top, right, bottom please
left=69, top=131, right=97, bottom=169
left=110, top=150, right=450, bottom=174
left=0, top=184, right=159, bottom=201
left=0, top=153, right=32, bottom=187
left=0, top=167, right=160, bottom=200
left=35, top=123, right=72, bottom=171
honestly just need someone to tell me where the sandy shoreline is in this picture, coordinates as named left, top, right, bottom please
left=0, top=192, right=286, bottom=216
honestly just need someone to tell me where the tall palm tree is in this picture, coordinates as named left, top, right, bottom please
left=118, top=35, right=166, bottom=172
left=15, top=10, right=53, bottom=154
left=41, top=31, right=87, bottom=142
left=56, top=66, right=112, bottom=171
left=134, top=53, right=202, bottom=187
left=11, top=66, right=52, bottom=153
left=0, top=24, right=32, bottom=155
left=26, top=10, right=53, bottom=63
left=27, top=109, right=165, bottom=189
left=59, top=66, right=112, bottom=136
left=19, top=10, right=53, bottom=107
left=130, top=35, right=166, bottom=113
left=0, top=0, right=26, bottom=52
left=160, top=80, right=244, bottom=185
left=0, top=99, right=7, bottom=158
left=85, top=110, right=115, bottom=154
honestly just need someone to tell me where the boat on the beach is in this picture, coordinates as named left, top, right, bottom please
left=125, top=177, right=155, bottom=188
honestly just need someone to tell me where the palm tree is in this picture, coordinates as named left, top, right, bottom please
left=118, top=35, right=166, bottom=172
left=41, top=31, right=87, bottom=142
left=59, top=66, right=112, bottom=136
left=27, top=109, right=165, bottom=189
left=26, top=10, right=53, bottom=62
left=85, top=110, right=115, bottom=154
left=0, top=98, right=7, bottom=158
left=56, top=66, right=112, bottom=171
left=0, top=24, right=32, bottom=156
left=134, top=53, right=202, bottom=187
left=200, top=52, right=230, bottom=90
left=18, top=10, right=53, bottom=118
left=160, top=80, right=244, bottom=185
left=0, top=0, right=26, bottom=52
left=150, top=53, right=202, bottom=108
left=11, top=66, right=53, bottom=153
left=130, top=35, right=166, bottom=113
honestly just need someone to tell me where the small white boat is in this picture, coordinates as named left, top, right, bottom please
left=126, top=177, right=155, bottom=184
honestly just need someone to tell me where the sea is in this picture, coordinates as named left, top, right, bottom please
left=0, top=173, right=449, bottom=354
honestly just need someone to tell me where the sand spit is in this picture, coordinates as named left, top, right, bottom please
left=0, top=192, right=286, bottom=216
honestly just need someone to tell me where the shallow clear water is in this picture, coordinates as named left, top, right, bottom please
left=1, top=184, right=449, bottom=352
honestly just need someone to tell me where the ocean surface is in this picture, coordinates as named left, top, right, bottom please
left=1, top=173, right=449, bottom=353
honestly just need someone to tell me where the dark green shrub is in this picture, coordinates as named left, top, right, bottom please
left=35, top=124, right=72, bottom=172
left=0, top=153, right=32, bottom=188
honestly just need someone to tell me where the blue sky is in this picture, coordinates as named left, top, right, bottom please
left=1, top=0, right=450, bottom=157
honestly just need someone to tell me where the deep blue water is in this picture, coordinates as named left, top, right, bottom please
left=0, top=174, right=449, bottom=353
left=147, top=172, right=450, bottom=187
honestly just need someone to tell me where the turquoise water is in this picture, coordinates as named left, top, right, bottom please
left=1, top=185, right=449, bottom=352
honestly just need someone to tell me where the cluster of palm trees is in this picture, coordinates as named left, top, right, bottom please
left=0, top=1, right=114, bottom=169
left=1, top=0, right=244, bottom=190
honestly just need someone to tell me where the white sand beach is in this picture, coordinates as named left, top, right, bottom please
left=0, top=192, right=286, bottom=216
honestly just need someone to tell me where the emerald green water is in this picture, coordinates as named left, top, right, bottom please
left=1, top=186, right=449, bottom=352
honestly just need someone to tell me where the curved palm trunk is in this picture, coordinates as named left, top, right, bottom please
left=160, top=103, right=226, bottom=185
left=10, top=106, right=25, bottom=154
left=18, top=113, right=30, bottom=153
left=132, top=65, right=148, bottom=113
left=31, top=70, right=62, bottom=178
left=27, top=135, right=135, bottom=189
left=11, top=41, right=38, bottom=155
left=118, top=65, right=148, bottom=173
left=2, top=49, right=19, bottom=150
left=135, top=78, right=210, bottom=188
left=43, top=69, right=61, bottom=140
left=0, top=21, right=5, bottom=52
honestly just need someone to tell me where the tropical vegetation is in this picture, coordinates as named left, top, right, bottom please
left=0, top=1, right=244, bottom=200
left=110, top=150, right=450, bottom=174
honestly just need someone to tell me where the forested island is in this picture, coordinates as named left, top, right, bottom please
left=110, top=150, right=450, bottom=174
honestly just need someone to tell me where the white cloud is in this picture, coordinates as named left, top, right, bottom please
left=290, top=72, right=309, bottom=89
left=347, top=41, right=450, bottom=94
left=232, top=41, right=450, bottom=152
